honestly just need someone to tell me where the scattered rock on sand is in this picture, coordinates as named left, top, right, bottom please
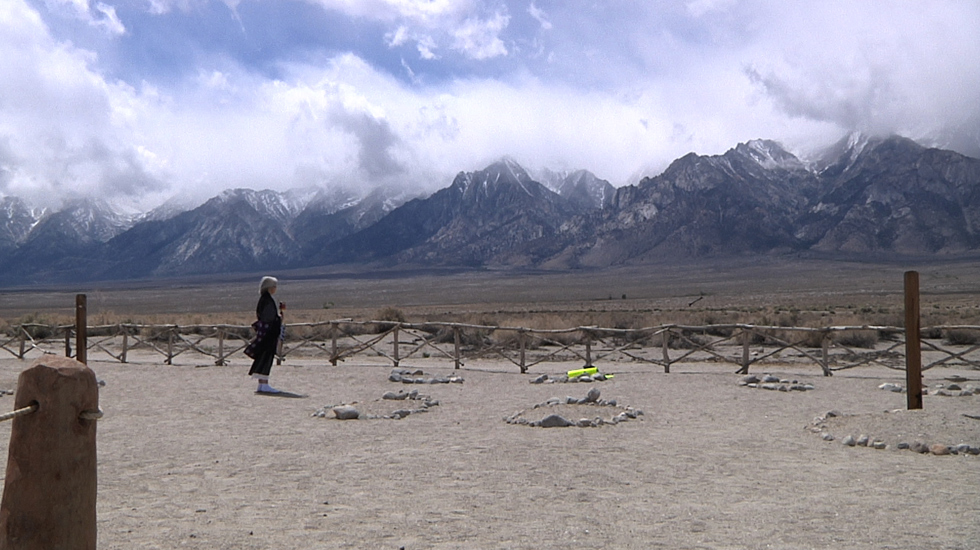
left=389, top=368, right=463, bottom=384
left=507, top=388, right=642, bottom=428
left=909, top=441, right=929, bottom=454
left=332, top=405, right=359, bottom=420
left=539, top=414, right=574, bottom=428
left=739, top=375, right=814, bottom=392
left=581, top=387, right=601, bottom=404
left=383, top=391, right=409, bottom=400
left=929, top=444, right=951, bottom=456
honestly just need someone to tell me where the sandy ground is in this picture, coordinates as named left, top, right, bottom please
left=0, top=354, right=978, bottom=550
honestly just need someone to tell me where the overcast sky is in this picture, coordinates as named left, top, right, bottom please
left=2, top=0, right=979, bottom=209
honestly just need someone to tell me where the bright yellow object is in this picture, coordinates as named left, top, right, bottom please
left=567, top=366, right=598, bottom=378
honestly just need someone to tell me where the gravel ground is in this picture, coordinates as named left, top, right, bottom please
left=0, top=354, right=978, bottom=549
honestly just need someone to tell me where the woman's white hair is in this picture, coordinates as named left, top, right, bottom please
left=260, top=276, right=278, bottom=292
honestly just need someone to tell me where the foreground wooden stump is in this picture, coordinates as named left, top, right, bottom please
left=0, top=356, right=99, bottom=550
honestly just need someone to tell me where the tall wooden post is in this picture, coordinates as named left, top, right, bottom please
left=820, top=332, right=832, bottom=377
left=214, top=328, right=224, bottom=366
left=166, top=328, right=174, bottom=365
left=392, top=326, right=400, bottom=367
left=330, top=323, right=339, bottom=366
left=584, top=331, right=592, bottom=368
left=739, top=328, right=750, bottom=374
left=661, top=330, right=670, bottom=373
left=519, top=331, right=527, bottom=373
left=453, top=327, right=461, bottom=370
left=75, top=294, right=87, bottom=365
left=904, top=271, right=923, bottom=410
left=0, top=355, right=99, bottom=549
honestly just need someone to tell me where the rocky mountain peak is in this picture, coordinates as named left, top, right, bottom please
left=733, top=139, right=804, bottom=171
left=0, top=196, right=43, bottom=248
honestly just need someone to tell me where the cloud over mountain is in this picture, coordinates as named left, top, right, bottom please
left=2, top=0, right=978, bottom=213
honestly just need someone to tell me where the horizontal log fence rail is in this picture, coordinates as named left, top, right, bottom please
left=3, top=321, right=980, bottom=375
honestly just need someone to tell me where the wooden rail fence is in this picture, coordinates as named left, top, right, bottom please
left=4, top=320, right=980, bottom=375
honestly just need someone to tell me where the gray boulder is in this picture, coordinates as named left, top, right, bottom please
left=583, top=387, right=601, bottom=403
left=539, top=414, right=574, bottom=428
left=332, top=405, right=359, bottom=420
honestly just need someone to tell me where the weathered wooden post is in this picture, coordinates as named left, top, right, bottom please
left=120, top=326, right=129, bottom=364
left=75, top=294, right=87, bottom=365
left=820, top=332, right=832, bottom=377
left=518, top=330, right=527, bottom=373
left=166, top=327, right=174, bottom=365
left=739, top=327, right=751, bottom=374
left=661, top=329, right=670, bottom=373
left=215, top=328, right=224, bottom=366
left=0, top=355, right=100, bottom=549
left=17, top=330, right=25, bottom=360
left=64, top=327, right=71, bottom=358
left=905, top=271, right=923, bottom=410
left=584, top=331, right=593, bottom=368
left=330, top=322, right=339, bottom=366
left=392, top=325, right=400, bottom=367
left=453, top=326, right=461, bottom=370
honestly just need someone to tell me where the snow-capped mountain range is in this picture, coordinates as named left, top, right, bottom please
left=1, top=133, right=979, bottom=285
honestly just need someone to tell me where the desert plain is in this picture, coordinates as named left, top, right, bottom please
left=0, top=258, right=978, bottom=549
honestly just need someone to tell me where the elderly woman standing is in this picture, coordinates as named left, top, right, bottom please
left=247, top=276, right=284, bottom=394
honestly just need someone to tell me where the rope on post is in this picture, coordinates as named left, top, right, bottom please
left=0, top=404, right=38, bottom=423
left=79, top=408, right=103, bottom=421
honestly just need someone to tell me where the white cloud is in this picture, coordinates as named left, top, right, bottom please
left=738, top=2, right=980, bottom=152
left=451, top=12, right=508, bottom=59
left=0, top=0, right=159, bottom=206
left=143, top=0, right=240, bottom=15
left=44, top=0, right=126, bottom=35
left=308, top=0, right=511, bottom=60
left=3, top=0, right=980, bottom=213
left=527, top=2, right=550, bottom=30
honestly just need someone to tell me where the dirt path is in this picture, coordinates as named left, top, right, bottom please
left=0, top=355, right=977, bottom=549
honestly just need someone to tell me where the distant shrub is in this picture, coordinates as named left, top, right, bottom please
left=17, top=313, right=54, bottom=340
left=943, top=328, right=980, bottom=346
left=374, top=307, right=406, bottom=333
left=835, top=330, right=879, bottom=349
left=789, top=330, right=826, bottom=348
left=669, top=331, right=711, bottom=350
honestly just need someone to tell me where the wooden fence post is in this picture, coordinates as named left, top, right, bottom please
left=166, top=327, right=174, bottom=365
left=330, top=323, right=339, bottom=366
left=64, top=327, right=71, bottom=358
left=905, top=271, right=923, bottom=410
left=215, top=328, right=224, bottom=366
left=820, top=332, right=831, bottom=376
left=739, top=328, right=750, bottom=374
left=121, top=328, right=129, bottom=364
left=453, top=326, right=461, bottom=370
left=18, top=330, right=25, bottom=360
left=519, top=330, right=527, bottom=374
left=584, top=331, right=593, bottom=368
left=0, top=355, right=99, bottom=549
left=392, top=326, right=400, bottom=367
left=661, top=329, right=670, bottom=373
left=75, top=294, right=87, bottom=365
